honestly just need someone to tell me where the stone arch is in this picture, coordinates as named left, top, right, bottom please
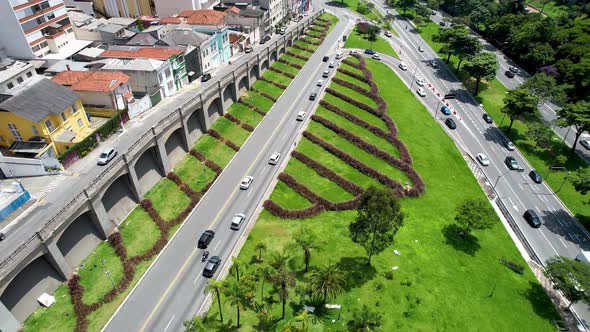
left=261, top=60, right=269, bottom=72
left=0, top=255, right=63, bottom=322
left=164, top=128, right=188, bottom=167
left=222, top=84, right=236, bottom=110
left=101, top=173, right=138, bottom=225
left=249, top=65, right=259, bottom=81
left=207, top=97, right=222, bottom=123
left=279, top=47, right=285, bottom=55
left=187, top=108, right=205, bottom=137
left=237, top=76, right=249, bottom=97
left=134, top=145, right=164, bottom=195
left=55, top=211, right=104, bottom=268
left=271, top=50, right=278, bottom=62
left=287, top=39, right=293, bottom=47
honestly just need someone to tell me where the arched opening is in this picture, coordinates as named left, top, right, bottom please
left=207, top=98, right=222, bottom=123
left=237, top=76, right=249, bottom=96
left=164, top=128, right=188, bottom=167
left=101, top=173, right=138, bottom=225
left=271, top=50, right=277, bottom=62
left=56, top=211, right=103, bottom=268
left=187, top=108, right=205, bottom=136
left=249, top=65, right=259, bottom=81
left=134, top=146, right=164, bottom=195
left=261, top=60, right=269, bottom=72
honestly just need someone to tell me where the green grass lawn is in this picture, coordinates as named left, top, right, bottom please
left=193, top=134, right=238, bottom=168
left=527, top=0, right=568, bottom=17
left=339, top=62, right=364, bottom=76
left=269, top=180, right=314, bottom=209
left=78, top=243, right=124, bottom=305
left=344, top=27, right=399, bottom=59
left=335, top=71, right=371, bottom=91
left=284, top=158, right=355, bottom=202
left=228, top=102, right=264, bottom=127
left=23, top=285, right=75, bottom=332
left=174, top=154, right=218, bottom=192
left=252, top=80, right=285, bottom=99
left=203, top=58, right=558, bottom=331
left=263, top=70, right=294, bottom=86
left=119, top=207, right=161, bottom=257
left=242, top=90, right=275, bottom=112
left=271, top=62, right=300, bottom=75
left=282, top=54, right=307, bottom=67
left=211, top=117, right=251, bottom=146
left=144, top=178, right=191, bottom=221
left=329, top=81, right=377, bottom=108
left=323, top=94, right=388, bottom=131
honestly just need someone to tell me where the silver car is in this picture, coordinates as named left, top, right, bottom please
left=230, top=213, right=246, bottom=230
left=269, top=152, right=281, bottom=165
left=240, top=176, right=253, bottom=189
left=97, top=147, right=117, bottom=166
left=477, top=153, right=490, bottom=166
left=505, top=141, right=515, bottom=151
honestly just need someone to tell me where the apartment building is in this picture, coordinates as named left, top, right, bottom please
left=91, top=0, right=155, bottom=18
left=51, top=70, right=132, bottom=109
left=0, top=58, right=37, bottom=93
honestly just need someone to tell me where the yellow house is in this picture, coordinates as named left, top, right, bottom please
left=0, top=77, right=93, bottom=156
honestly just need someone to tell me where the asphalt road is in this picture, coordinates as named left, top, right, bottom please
left=102, top=10, right=350, bottom=332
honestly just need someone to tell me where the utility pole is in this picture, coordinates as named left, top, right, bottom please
left=101, top=259, right=117, bottom=292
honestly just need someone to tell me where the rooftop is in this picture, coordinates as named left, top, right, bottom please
left=99, top=47, right=183, bottom=60
left=0, top=59, right=34, bottom=85
left=161, top=10, right=226, bottom=26
left=41, top=39, right=93, bottom=61
left=0, top=76, right=80, bottom=123
left=98, top=23, right=124, bottom=34
left=99, top=58, right=167, bottom=71
left=52, top=71, right=130, bottom=92
left=106, top=17, right=137, bottom=27
left=161, top=29, right=210, bottom=47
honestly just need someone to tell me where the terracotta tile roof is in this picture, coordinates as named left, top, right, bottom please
left=160, top=16, right=183, bottom=24
left=178, top=10, right=225, bottom=25
left=229, top=34, right=240, bottom=43
left=99, top=47, right=183, bottom=60
left=52, top=71, right=130, bottom=92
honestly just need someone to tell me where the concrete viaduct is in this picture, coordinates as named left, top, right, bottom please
left=0, top=11, right=323, bottom=328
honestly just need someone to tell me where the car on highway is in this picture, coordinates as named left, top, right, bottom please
left=416, top=77, right=425, bottom=86
left=477, top=153, right=490, bottom=166
left=509, top=66, right=520, bottom=74
left=416, top=87, right=426, bottom=97
left=197, top=230, right=215, bottom=249
left=328, top=61, right=335, bottom=68
left=317, top=80, right=324, bottom=86
left=505, top=70, right=515, bottom=78
left=322, top=70, right=330, bottom=78
left=431, top=59, right=438, bottom=68
left=439, top=21, right=446, bottom=27
left=309, top=92, right=317, bottom=100
left=240, top=176, right=253, bottom=189
left=230, top=213, right=246, bottom=230
left=440, top=105, right=451, bottom=115
left=203, top=256, right=221, bottom=277
left=523, top=209, right=542, bottom=228
left=244, top=46, right=253, bottom=53
left=529, top=170, right=543, bottom=184
left=296, top=111, right=306, bottom=121
left=445, top=118, right=457, bottom=129
left=201, top=73, right=212, bottom=82
left=280, top=27, right=287, bottom=35
left=482, top=113, right=493, bottom=124
left=335, top=52, right=343, bottom=59
left=504, top=156, right=520, bottom=170
left=384, top=30, right=392, bottom=37
left=364, top=49, right=376, bottom=55
left=505, top=141, right=515, bottom=151
left=418, top=46, right=425, bottom=52
left=372, top=53, right=381, bottom=60
left=269, top=152, right=281, bottom=165
left=399, top=63, right=408, bottom=71
left=350, top=50, right=358, bottom=55
left=322, top=56, right=329, bottom=62
left=580, top=139, right=590, bottom=150
left=97, top=147, right=117, bottom=166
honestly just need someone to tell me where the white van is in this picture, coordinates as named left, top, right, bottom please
left=335, top=51, right=343, bottom=59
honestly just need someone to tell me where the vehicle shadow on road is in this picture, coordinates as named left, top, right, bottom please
left=442, top=224, right=481, bottom=256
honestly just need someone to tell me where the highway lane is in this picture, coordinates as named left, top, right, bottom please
left=103, top=11, right=350, bottom=332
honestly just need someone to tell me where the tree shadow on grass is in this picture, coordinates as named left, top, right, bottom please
left=203, top=317, right=238, bottom=331
left=523, top=281, right=560, bottom=321
left=442, top=224, right=481, bottom=256
left=337, top=256, right=377, bottom=291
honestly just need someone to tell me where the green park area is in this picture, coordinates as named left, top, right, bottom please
left=344, top=26, right=399, bottom=59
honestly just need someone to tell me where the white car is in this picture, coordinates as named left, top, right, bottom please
left=477, top=153, right=490, bottom=166
left=328, top=61, right=336, bottom=68
left=416, top=77, right=425, bottom=86
left=97, top=147, right=117, bottom=166
left=509, top=66, right=520, bottom=74
left=269, top=152, right=281, bottom=165
left=505, top=141, right=515, bottom=151
left=372, top=53, right=381, bottom=60
left=418, top=46, right=425, bottom=52
left=240, top=176, right=253, bottom=189
left=296, top=111, right=306, bottom=121
left=416, top=87, right=426, bottom=97
left=230, top=213, right=246, bottom=230
left=384, top=31, right=392, bottom=37
left=399, top=63, right=408, bottom=71
left=317, top=79, right=324, bottom=86
left=580, top=139, right=590, bottom=150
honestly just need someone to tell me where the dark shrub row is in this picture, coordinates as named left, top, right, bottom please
left=326, top=88, right=376, bottom=113
left=252, top=88, right=278, bottom=102
left=332, top=77, right=372, bottom=97
left=225, top=112, right=253, bottom=132
left=292, top=150, right=363, bottom=195
left=207, top=129, right=240, bottom=151
left=342, top=59, right=363, bottom=70
left=336, top=67, right=370, bottom=83
left=260, top=76, right=288, bottom=89
left=319, top=100, right=388, bottom=140
left=263, top=199, right=325, bottom=219
left=278, top=58, right=303, bottom=69
left=286, top=51, right=310, bottom=61
left=238, top=99, right=266, bottom=116
left=189, top=149, right=223, bottom=175
left=241, top=123, right=255, bottom=131
left=278, top=173, right=362, bottom=211
left=269, top=66, right=296, bottom=79
left=300, top=37, right=321, bottom=46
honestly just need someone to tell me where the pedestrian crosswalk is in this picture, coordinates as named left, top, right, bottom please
left=29, top=174, right=69, bottom=200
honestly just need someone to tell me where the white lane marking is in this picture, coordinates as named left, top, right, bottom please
left=540, top=229, right=561, bottom=256
left=540, top=195, right=548, bottom=203
left=559, top=238, right=568, bottom=248
left=193, top=275, right=200, bottom=285
left=259, top=167, right=267, bottom=175
left=164, top=314, right=175, bottom=332
left=517, top=182, right=523, bottom=190
left=247, top=188, right=253, bottom=197
left=548, top=206, right=556, bottom=212
left=213, top=240, right=221, bottom=251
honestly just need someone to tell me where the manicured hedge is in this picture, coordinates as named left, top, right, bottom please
left=238, top=99, right=266, bottom=116
left=286, top=51, right=310, bottom=61
left=224, top=113, right=254, bottom=132
left=207, top=129, right=240, bottom=151
left=319, top=100, right=389, bottom=139
left=292, top=150, right=363, bottom=195
left=251, top=88, right=278, bottom=102
left=260, top=76, right=288, bottom=89
left=336, top=67, right=370, bottom=83
left=278, top=58, right=303, bottom=69
left=269, top=66, right=296, bottom=79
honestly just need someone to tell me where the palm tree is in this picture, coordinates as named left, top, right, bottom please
left=183, top=316, right=205, bottom=331
left=295, top=309, right=315, bottom=331
left=257, top=265, right=272, bottom=301
left=232, top=259, right=241, bottom=281
left=347, top=305, right=383, bottom=331
left=309, top=263, right=345, bottom=303
left=270, top=252, right=290, bottom=271
left=294, top=228, right=317, bottom=272
left=270, top=267, right=296, bottom=319
left=255, top=242, right=267, bottom=262
left=205, top=279, right=225, bottom=323
left=384, top=13, right=395, bottom=23
left=223, top=280, right=248, bottom=328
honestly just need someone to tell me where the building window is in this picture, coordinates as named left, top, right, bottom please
left=45, top=119, right=54, bottom=132
left=60, top=112, right=67, bottom=121
left=166, top=68, right=172, bottom=77
left=167, top=80, right=174, bottom=91
left=7, top=82, right=14, bottom=89
left=8, top=124, right=23, bottom=141
left=17, top=77, right=23, bottom=84
left=72, top=103, right=78, bottom=113
left=26, top=72, right=32, bottom=78
left=31, top=125, right=39, bottom=136
left=77, top=118, right=84, bottom=128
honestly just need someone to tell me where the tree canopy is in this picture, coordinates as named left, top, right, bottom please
left=463, top=51, right=498, bottom=95
left=454, top=199, right=496, bottom=234
left=557, top=101, right=590, bottom=153
left=545, top=256, right=590, bottom=308
left=502, top=88, right=539, bottom=133
left=347, top=305, right=384, bottom=331
left=570, top=168, right=590, bottom=202
left=521, top=73, right=567, bottom=105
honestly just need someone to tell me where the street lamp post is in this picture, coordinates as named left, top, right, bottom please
left=201, top=161, right=205, bottom=184
left=409, top=65, right=419, bottom=92
left=546, top=126, right=573, bottom=178
left=492, top=169, right=511, bottom=192
left=101, top=259, right=117, bottom=292
left=556, top=171, right=572, bottom=194
left=434, top=99, right=442, bottom=119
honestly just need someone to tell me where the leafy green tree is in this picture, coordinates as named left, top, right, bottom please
left=347, top=305, right=383, bottom=331
left=183, top=316, right=205, bottom=331
left=433, top=25, right=469, bottom=63
left=502, top=88, right=539, bottom=133
left=309, top=263, right=346, bottom=303
left=349, top=186, right=404, bottom=265
left=136, top=19, right=144, bottom=31
left=463, top=51, right=498, bottom=95
left=293, top=227, right=317, bottom=272
left=384, top=13, right=395, bottom=23
left=270, top=267, right=296, bottom=319
left=453, top=34, right=482, bottom=72
left=398, top=0, right=418, bottom=14
left=454, top=199, right=496, bottom=235
left=205, top=279, right=225, bottom=323
left=545, top=256, right=590, bottom=309
left=570, top=168, right=590, bottom=202
left=256, top=265, right=272, bottom=301
left=356, top=3, right=369, bottom=14
left=255, top=242, right=267, bottom=262
left=555, top=18, right=590, bottom=101
left=521, top=73, right=567, bottom=105
left=223, top=280, right=249, bottom=328
left=526, top=122, right=552, bottom=149
left=557, top=101, right=590, bottom=154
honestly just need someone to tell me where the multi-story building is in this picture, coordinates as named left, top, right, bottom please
left=223, top=5, right=266, bottom=45
left=0, top=0, right=91, bottom=59
left=91, top=0, right=155, bottom=18
left=0, top=58, right=37, bottom=93
left=259, top=0, right=285, bottom=28
left=0, top=76, right=92, bottom=155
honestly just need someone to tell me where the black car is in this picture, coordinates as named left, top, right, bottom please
left=504, top=156, right=519, bottom=170
left=203, top=256, right=222, bottom=277
left=505, top=70, right=515, bottom=78
left=439, top=21, right=446, bottom=27
left=482, top=113, right=493, bottom=124
left=201, top=73, right=212, bottom=82
left=322, top=56, right=329, bottom=62
left=445, top=118, right=457, bottom=129
left=523, top=209, right=542, bottom=228
left=364, top=49, right=376, bottom=55
left=309, top=92, right=317, bottom=100
left=260, top=38, right=267, bottom=45
left=529, top=170, right=542, bottom=184
left=265, top=35, right=271, bottom=41
left=198, top=230, right=215, bottom=249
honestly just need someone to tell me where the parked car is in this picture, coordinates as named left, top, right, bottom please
left=203, top=256, right=222, bottom=277
left=372, top=53, right=381, bottom=60
left=260, top=38, right=267, bottom=45
left=328, top=61, right=336, bottom=68
left=309, top=92, right=317, bottom=100
left=317, top=79, right=324, bottom=86
left=504, top=156, right=519, bottom=170
left=280, top=27, right=287, bottom=35
left=440, top=105, right=451, bottom=115
left=418, top=46, right=425, bottom=52
left=335, top=51, right=343, bottom=59
left=399, top=63, right=408, bottom=71
left=322, top=56, right=329, bottom=62
left=297, top=111, right=306, bottom=121
left=509, top=66, right=520, bottom=74
left=269, top=152, right=281, bottom=165
left=505, top=70, right=515, bottom=78
left=445, top=118, right=457, bottom=129
left=244, top=46, right=253, bottom=53
left=201, top=73, right=212, bottom=82
left=580, top=139, right=590, bottom=150
left=322, top=70, right=330, bottom=78
left=416, top=87, right=426, bottom=97
left=240, top=176, right=253, bottom=189
left=97, top=148, right=117, bottom=166
left=477, top=153, right=490, bottom=166
left=364, top=49, right=376, bottom=55
left=230, top=213, right=246, bottom=230
left=529, top=170, right=543, bottom=184
left=505, top=141, right=515, bottom=151
left=482, top=113, right=493, bottom=124
left=416, top=77, right=425, bottom=86
left=198, top=230, right=215, bottom=249
left=384, top=30, right=392, bottom=37
left=523, top=209, right=542, bottom=228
